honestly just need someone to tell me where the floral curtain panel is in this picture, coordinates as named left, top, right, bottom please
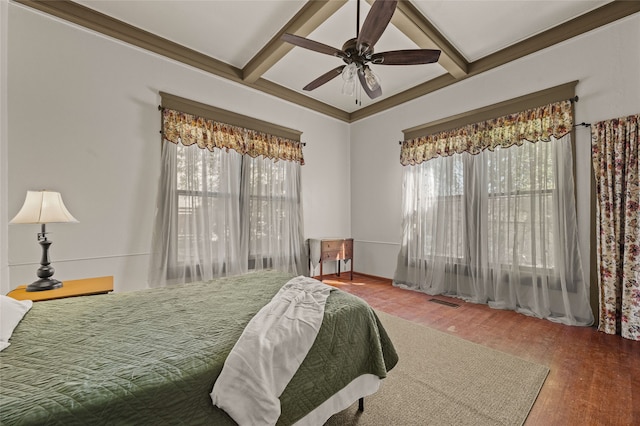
left=592, top=114, right=640, bottom=341
left=400, top=100, right=573, bottom=165
left=162, top=108, right=305, bottom=165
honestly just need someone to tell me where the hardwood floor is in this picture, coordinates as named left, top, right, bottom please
left=319, top=272, right=639, bottom=426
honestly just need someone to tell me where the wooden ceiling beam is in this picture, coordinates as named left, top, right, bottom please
left=242, top=0, right=348, bottom=84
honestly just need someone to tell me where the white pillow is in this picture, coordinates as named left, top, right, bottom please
left=0, top=295, right=33, bottom=351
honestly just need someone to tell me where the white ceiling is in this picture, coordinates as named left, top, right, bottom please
left=68, top=0, right=612, bottom=115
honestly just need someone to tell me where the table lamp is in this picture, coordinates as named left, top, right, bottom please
left=10, top=190, right=79, bottom=292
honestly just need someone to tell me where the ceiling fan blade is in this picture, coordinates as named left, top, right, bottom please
left=370, top=49, right=441, bottom=65
left=356, top=0, right=398, bottom=54
left=358, top=67, right=382, bottom=99
left=303, top=66, right=346, bottom=91
left=282, top=33, right=345, bottom=58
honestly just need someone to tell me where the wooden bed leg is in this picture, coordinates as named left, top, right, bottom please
left=358, top=397, right=364, bottom=412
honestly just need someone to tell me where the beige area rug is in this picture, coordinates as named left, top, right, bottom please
left=325, top=311, right=549, bottom=426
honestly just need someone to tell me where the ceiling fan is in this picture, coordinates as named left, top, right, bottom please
left=281, top=0, right=441, bottom=100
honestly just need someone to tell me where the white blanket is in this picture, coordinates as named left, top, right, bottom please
left=210, top=275, right=333, bottom=426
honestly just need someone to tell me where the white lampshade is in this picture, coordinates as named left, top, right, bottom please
left=10, top=191, right=79, bottom=224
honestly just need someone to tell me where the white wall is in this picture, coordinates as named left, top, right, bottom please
left=4, top=3, right=351, bottom=293
left=0, top=0, right=9, bottom=291
left=350, top=14, right=640, bottom=283
left=5, top=4, right=639, bottom=294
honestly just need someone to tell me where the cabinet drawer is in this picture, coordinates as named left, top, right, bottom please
left=321, top=240, right=344, bottom=251
left=322, top=250, right=343, bottom=260
left=320, top=238, right=353, bottom=261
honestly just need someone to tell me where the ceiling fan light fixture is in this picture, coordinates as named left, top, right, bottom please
left=341, top=63, right=358, bottom=96
left=363, top=66, right=381, bottom=91
left=341, top=62, right=357, bottom=82
left=342, top=78, right=356, bottom=96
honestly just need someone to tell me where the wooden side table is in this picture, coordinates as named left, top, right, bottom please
left=7, top=276, right=114, bottom=301
left=308, top=238, right=353, bottom=281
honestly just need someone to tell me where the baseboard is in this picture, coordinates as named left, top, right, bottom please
left=312, top=271, right=392, bottom=284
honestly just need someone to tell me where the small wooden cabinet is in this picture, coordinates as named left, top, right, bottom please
left=308, top=238, right=353, bottom=281
left=7, top=276, right=114, bottom=302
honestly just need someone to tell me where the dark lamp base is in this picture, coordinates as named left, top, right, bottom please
left=26, top=278, right=63, bottom=292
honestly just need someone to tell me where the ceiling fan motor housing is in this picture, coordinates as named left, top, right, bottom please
left=342, top=38, right=374, bottom=63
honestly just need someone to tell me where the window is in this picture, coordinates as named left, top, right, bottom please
left=149, top=102, right=306, bottom=287
left=174, top=144, right=242, bottom=273
left=484, top=142, right=556, bottom=270
left=395, top=92, right=593, bottom=325
left=407, top=141, right=558, bottom=270
left=243, top=155, right=303, bottom=271
left=409, top=153, right=466, bottom=261
left=396, top=134, right=592, bottom=324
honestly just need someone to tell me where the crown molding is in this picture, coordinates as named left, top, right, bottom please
left=14, top=0, right=350, bottom=122
left=353, top=1, right=640, bottom=122
left=13, top=0, right=640, bottom=124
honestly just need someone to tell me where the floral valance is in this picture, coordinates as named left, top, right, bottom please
left=162, top=108, right=305, bottom=165
left=400, top=99, right=573, bottom=166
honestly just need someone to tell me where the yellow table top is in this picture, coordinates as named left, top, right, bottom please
left=7, top=276, right=114, bottom=301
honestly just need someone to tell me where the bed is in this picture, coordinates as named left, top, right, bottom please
left=0, top=271, right=397, bottom=425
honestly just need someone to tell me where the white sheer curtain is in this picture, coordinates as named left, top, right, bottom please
left=394, top=135, right=594, bottom=326
left=241, top=155, right=306, bottom=275
left=149, top=142, right=306, bottom=287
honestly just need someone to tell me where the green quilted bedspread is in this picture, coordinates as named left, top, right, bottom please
left=0, top=271, right=397, bottom=425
